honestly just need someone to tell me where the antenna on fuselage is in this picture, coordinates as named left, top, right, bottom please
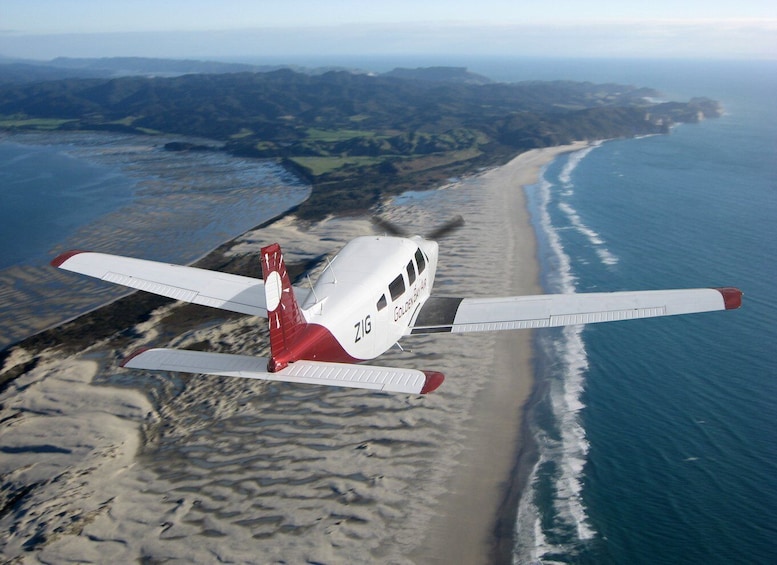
left=323, top=256, right=338, bottom=284
left=306, top=273, right=319, bottom=302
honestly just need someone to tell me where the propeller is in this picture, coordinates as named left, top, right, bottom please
left=425, top=215, right=465, bottom=240
left=371, top=215, right=464, bottom=240
left=371, top=216, right=409, bottom=238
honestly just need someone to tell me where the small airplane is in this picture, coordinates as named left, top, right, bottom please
left=51, top=216, right=742, bottom=395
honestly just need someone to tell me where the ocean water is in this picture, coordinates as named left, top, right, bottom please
left=511, top=60, right=777, bottom=564
left=0, top=141, right=136, bottom=269
left=0, top=133, right=308, bottom=349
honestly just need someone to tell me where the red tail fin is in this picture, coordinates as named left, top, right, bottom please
left=261, top=243, right=307, bottom=372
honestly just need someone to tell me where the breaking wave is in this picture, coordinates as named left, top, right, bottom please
left=514, top=147, right=603, bottom=563
left=557, top=202, right=618, bottom=266
left=558, top=142, right=601, bottom=192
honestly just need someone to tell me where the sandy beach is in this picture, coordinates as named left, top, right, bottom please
left=0, top=143, right=587, bottom=563
left=410, top=144, right=588, bottom=564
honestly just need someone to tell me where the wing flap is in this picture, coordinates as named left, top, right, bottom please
left=122, top=348, right=438, bottom=394
left=411, top=288, right=741, bottom=334
left=53, top=251, right=267, bottom=316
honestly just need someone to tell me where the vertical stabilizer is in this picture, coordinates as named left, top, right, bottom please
left=261, top=243, right=307, bottom=371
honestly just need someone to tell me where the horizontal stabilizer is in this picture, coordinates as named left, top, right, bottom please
left=411, top=288, right=742, bottom=334
left=52, top=250, right=268, bottom=316
left=122, top=348, right=443, bottom=394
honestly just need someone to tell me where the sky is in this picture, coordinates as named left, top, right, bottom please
left=1, top=0, right=775, bottom=61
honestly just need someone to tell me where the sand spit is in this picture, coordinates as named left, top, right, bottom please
left=0, top=143, right=587, bottom=563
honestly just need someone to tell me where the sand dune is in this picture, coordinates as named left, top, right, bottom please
left=0, top=143, right=587, bottom=563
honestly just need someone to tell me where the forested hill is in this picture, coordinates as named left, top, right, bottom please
left=0, top=66, right=721, bottom=218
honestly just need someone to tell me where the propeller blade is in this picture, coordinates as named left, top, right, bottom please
left=372, top=215, right=464, bottom=240
left=371, top=216, right=409, bottom=237
left=425, top=215, right=464, bottom=240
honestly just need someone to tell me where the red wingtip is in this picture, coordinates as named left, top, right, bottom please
left=120, top=347, right=151, bottom=368
left=50, top=250, right=87, bottom=268
left=715, top=287, right=743, bottom=310
left=421, top=371, right=445, bottom=394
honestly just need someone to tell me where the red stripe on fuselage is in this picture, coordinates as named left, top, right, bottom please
left=267, top=322, right=360, bottom=372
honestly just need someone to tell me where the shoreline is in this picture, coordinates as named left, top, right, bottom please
left=409, top=143, right=588, bottom=564
left=0, top=142, right=588, bottom=563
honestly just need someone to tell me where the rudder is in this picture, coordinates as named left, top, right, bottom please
left=261, top=243, right=307, bottom=371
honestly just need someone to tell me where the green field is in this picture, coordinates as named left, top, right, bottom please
left=304, top=128, right=377, bottom=142
left=289, top=155, right=386, bottom=175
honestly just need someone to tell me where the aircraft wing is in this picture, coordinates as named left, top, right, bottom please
left=122, top=348, right=443, bottom=394
left=52, top=250, right=268, bottom=317
left=409, top=287, right=742, bottom=334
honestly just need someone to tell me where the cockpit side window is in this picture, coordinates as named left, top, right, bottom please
left=407, top=260, right=416, bottom=286
left=415, top=248, right=426, bottom=274
left=389, top=274, right=405, bottom=301
left=377, top=294, right=387, bottom=311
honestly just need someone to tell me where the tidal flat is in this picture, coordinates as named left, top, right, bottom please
left=0, top=132, right=308, bottom=349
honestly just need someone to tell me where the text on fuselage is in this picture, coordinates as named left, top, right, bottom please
left=394, top=277, right=428, bottom=322
left=354, top=315, right=372, bottom=343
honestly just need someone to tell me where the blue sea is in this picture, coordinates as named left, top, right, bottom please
left=502, top=60, right=777, bottom=564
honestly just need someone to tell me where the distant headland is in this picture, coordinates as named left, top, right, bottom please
left=0, top=59, right=722, bottom=220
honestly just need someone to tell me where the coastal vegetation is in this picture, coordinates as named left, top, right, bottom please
left=0, top=63, right=722, bottom=219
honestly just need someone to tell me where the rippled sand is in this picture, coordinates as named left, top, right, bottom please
left=0, top=144, right=587, bottom=563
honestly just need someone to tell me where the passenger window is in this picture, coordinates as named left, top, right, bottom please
left=377, top=294, right=387, bottom=311
left=389, top=274, right=405, bottom=301
left=407, top=260, right=416, bottom=285
left=415, top=248, right=426, bottom=274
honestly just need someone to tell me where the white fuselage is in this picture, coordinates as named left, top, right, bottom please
left=51, top=229, right=741, bottom=395
left=301, top=235, right=438, bottom=361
